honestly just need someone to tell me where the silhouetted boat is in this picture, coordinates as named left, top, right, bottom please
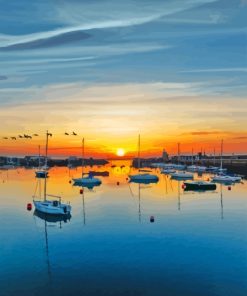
left=89, top=170, right=109, bottom=177
left=73, top=138, right=102, bottom=187
left=129, top=135, right=159, bottom=183
left=183, top=181, right=216, bottom=191
left=171, top=171, right=194, bottom=180
left=33, top=131, right=71, bottom=216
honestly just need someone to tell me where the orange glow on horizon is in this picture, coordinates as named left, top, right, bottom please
left=0, top=132, right=246, bottom=158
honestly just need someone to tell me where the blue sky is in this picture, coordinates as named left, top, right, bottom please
left=0, top=0, right=246, bottom=155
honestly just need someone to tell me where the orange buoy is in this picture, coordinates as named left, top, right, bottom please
left=150, top=216, right=155, bottom=223
left=27, top=203, right=32, bottom=211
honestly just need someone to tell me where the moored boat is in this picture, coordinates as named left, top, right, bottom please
left=72, top=138, right=102, bottom=188
left=171, top=171, right=194, bottom=179
left=160, top=168, right=176, bottom=174
left=129, top=173, right=159, bottom=184
left=212, top=174, right=242, bottom=183
left=33, top=131, right=71, bottom=216
left=183, top=181, right=216, bottom=191
left=129, top=135, right=159, bottom=184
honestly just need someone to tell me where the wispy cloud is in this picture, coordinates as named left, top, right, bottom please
left=0, top=0, right=217, bottom=49
left=233, top=136, right=247, bottom=140
left=181, top=68, right=247, bottom=73
left=186, top=131, right=224, bottom=136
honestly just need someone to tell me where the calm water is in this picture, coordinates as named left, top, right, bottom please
left=0, top=162, right=247, bottom=296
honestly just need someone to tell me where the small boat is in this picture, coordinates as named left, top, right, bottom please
left=212, top=174, right=241, bottom=183
left=171, top=171, right=194, bottom=179
left=89, top=170, right=109, bottom=177
left=35, top=145, right=48, bottom=178
left=73, top=174, right=102, bottom=187
left=34, top=195, right=71, bottom=215
left=183, top=181, right=216, bottom=191
left=35, top=170, right=48, bottom=178
left=129, top=173, right=159, bottom=184
left=72, top=138, right=102, bottom=187
left=197, top=166, right=207, bottom=172
left=129, top=135, right=159, bottom=184
left=160, top=168, right=176, bottom=174
left=33, top=131, right=71, bottom=216
left=207, top=166, right=227, bottom=173
left=187, top=165, right=198, bottom=172
left=173, top=164, right=186, bottom=170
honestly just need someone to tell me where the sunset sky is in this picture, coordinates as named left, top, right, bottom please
left=0, top=0, right=246, bottom=157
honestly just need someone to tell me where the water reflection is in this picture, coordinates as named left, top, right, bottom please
left=0, top=166, right=246, bottom=296
left=220, top=184, right=224, bottom=220
left=33, top=209, right=71, bottom=294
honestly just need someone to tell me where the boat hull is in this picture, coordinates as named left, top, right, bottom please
left=35, top=170, right=48, bottom=178
left=33, top=200, right=71, bottom=215
left=171, top=172, right=194, bottom=180
left=184, top=182, right=216, bottom=191
left=73, top=177, right=102, bottom=188
left=129, top=174, right=159, bottom=184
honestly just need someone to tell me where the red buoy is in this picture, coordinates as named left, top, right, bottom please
left=27, top=203, right=32, bottom=211
left=182, top=184, right=186, bottom=189
left=150, top=216, right=155, bottom=223
left=117, top=182, right=120, bottom=186
left=69, top=180, right=72, bottom=184
left=126, top=177, right=128, bottom=181
left=228, top=186, right=231, bottom=191
left=80, top=189, right=83, bottom=194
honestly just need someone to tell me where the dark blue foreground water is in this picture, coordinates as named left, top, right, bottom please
left=0, top=166, right=246, bottom=296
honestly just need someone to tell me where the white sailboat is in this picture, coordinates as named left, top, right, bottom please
left=171, top=143, right=193, bottom=179
left=212, top=140, right=242, bottom=183
left=73, top=138, right=102, bottom=188
left=33, top=131, right=71, bottom=215
left=160, top=168, right=176, bottom=174
left=172, top=143, right=186, bottom=170
left=35, top=145, right=48, bottom=178
left=129, top=135, right=159, bottom=183
left=187, top=148, right=197, bottom=172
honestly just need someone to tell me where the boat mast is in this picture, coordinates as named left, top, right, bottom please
left=213, top=147, right=216, bottom=165
left=44, top=131, right=49, bottom=201
left=38, top=145, right=41, bottom=169
left=177, top=143, right=180, bottom=165
left=192, top=148, right=194, bottom=165
left=138, top=134, right=140, bottom=171
left=81, top=138, right=85, bottom=178
left=220, top=139, right=223, bottom=170
left=44, top=131, right=52, bottom=201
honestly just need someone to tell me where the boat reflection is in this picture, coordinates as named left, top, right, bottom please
left=220, top=184, right=224, bottom=220
left=34, top=210, right=72, bottom=223
left=129, top=178, right=159, bottom=185
left=33, top=206, right=71, bottom=293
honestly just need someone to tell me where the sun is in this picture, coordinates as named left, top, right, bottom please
left=116, top=148, right=125, bottom=157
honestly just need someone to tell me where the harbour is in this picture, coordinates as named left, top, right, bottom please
left=0, top=162, right=247, bottom=296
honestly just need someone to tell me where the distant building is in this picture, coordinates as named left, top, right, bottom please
left=162, top=149, right=169, bottom=162
left=68, top=156, right=78, bottom=162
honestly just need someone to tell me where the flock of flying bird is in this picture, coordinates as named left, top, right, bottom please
left=2, top=132, right=78, bottom=140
